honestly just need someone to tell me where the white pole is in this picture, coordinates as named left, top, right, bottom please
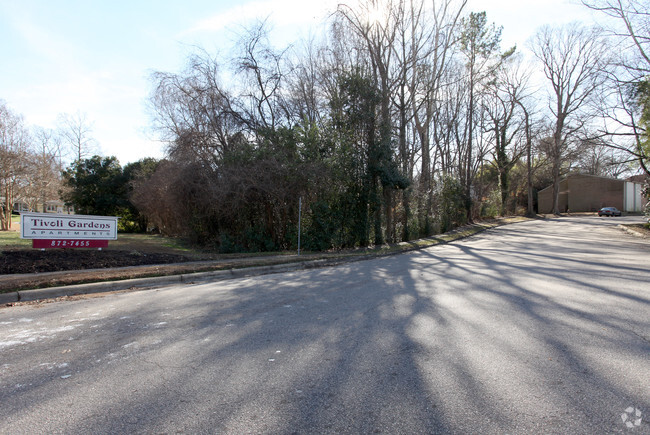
left=298, top=196, right=302, bottom=255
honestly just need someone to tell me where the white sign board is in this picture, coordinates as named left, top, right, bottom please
left=20, top=213, right=118, bottom=240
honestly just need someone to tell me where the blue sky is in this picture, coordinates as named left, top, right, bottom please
left=0, top=0, right=595, bottom=165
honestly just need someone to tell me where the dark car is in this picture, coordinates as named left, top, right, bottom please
left=598, top=207, right=622, bottom=217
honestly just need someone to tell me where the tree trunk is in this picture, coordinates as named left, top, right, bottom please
left=402, top=188, right=411, bottom=241
left=465, top=87, right=474, bottom=223
left=525, top=110, right=535, bottom=217
left=372, top=177, right=383, bottom=245
left=551, top=155, right=561, bottom=215
left=384, top=187, right=393, bottom=243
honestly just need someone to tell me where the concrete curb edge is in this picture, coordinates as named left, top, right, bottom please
left=11, top=257, right=363, bottom=303
left=618, top=224, right=648, bottom=239
left=4, top=222, right=503, bottom=304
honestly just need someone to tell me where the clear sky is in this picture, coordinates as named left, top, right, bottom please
left=0, top=0, right=598, bottom=165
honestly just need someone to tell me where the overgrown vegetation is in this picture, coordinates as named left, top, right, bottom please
left=131, top=1, right=648, bottom=251
left=2, top=0, right=649, bottom=253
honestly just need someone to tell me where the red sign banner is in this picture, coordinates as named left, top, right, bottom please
left=33, top=239, right=109, bottom=249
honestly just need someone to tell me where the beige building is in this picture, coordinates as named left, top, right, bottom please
left=5, top=199, right=74, bottom=215
left=3, top=199, right=73, bottom=231
left=538, top=174, right=645, bottom=214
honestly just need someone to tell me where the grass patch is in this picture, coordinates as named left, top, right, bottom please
left=110, top=233, right=195, bottom=253
left=108, top=233, right=219, bottom=259
left=0, top=231, right=31, bottom=249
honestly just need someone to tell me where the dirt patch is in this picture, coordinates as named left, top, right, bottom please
left=0, top=249, right=193, bottom=274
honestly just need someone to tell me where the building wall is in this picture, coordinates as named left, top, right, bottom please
left=537, top=175, right=633, bottom=213
left=538, top=179, right=569, bottom=214
left=538, top=187, right=553, bottom=214
left=568, top=176, right=623, bottom=212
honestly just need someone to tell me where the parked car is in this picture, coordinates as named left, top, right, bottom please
left=598, top=207, right=622, bottom=217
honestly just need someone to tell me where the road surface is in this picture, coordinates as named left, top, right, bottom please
left=1, top=216, right=649, bottom=434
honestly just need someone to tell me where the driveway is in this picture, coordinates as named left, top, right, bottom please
left=1, top=216, right=649, bottom=434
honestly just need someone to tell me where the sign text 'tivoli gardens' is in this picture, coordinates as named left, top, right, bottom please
left=20, top=213, right=118, bottom=249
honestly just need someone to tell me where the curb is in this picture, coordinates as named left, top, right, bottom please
left=2, top=222, right=500, bottom=304
left=0, top=292, right=18, bottom=304
left=618, top=224, right=648, bottom=239
left=7, top=257, right=358, bottom=303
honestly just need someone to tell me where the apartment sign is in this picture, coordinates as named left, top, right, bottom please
left=20, top=213, right=118, bottom=249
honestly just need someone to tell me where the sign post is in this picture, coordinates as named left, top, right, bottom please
left=297, top=196, right=302, bottom=256
left=20, top=213, right=118, bottom=249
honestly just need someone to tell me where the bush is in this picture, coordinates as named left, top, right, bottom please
left=435, top=176, right=467, bottom=233
left=480, top=189, right=501, bottom=218
left=303, top=200, right=336, bottom=251
left=217, top=234, right=244, bottom=254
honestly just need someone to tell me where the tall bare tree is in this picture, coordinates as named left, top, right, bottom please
left=336, top=0, right=394, bottom=243
left=582, top=0, right=650, bottom=175
left=531, top=23, right=608, bottom=214
left=0, top=101, right=31, bottom=230
left=233, top=20, right=293, bottom=133
left=149, top=50, right=242, bottom=167
left=393, top=0, right=451, bottom=238
left=582, top=0, right=649, bottom=72
left=25, top=127, right=64, bottom=213
left=484, top=53, right=528, bottom=215
left=459, top=11, right=505, bottom=221
left=574, top=138, right=634, bottom=177
left=408, top=0, right=466, bottom=234
left=514, top=96, right=544, bottom=217
left=335, top=0, right=404, bottom=244
left=57, top=111, right=98, bottom=163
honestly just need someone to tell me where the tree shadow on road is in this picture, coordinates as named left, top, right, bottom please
left=1, top=219, right=649, bottom=433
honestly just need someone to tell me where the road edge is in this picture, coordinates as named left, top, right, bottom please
left=1, top=218, right=534, bottom=304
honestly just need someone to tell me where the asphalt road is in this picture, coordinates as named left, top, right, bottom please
left=1, top=216, right=649, bottom=434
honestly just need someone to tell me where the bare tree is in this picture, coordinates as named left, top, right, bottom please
left=335, top=0, right=400, bottom=244
left=582, top=0, right=649, bottom=73
left=149, top=51, right=243, bottom=168
left=484, top=54, right=529, bottom=215
left=531, top=23, right=608, bottom=214
left=286, top=38, right=326, bottom=126
left=515, top=96, right=546, bottom=217
left=582, top=0, right=650, bottom=175
left=24, top=127, right=64, bottom=213
left=233, top=19, right=293, bottom=133
left=0, top=101, right=31, bottom=230
left=408, top=0, right=466, bottom=234
left=459, top=11, right=506, bottom=221
left=574, top=138, right=635, bottom=177
left=381, top=0, right=458, bottom=240
left=57, top=111, right=99, bottom=163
